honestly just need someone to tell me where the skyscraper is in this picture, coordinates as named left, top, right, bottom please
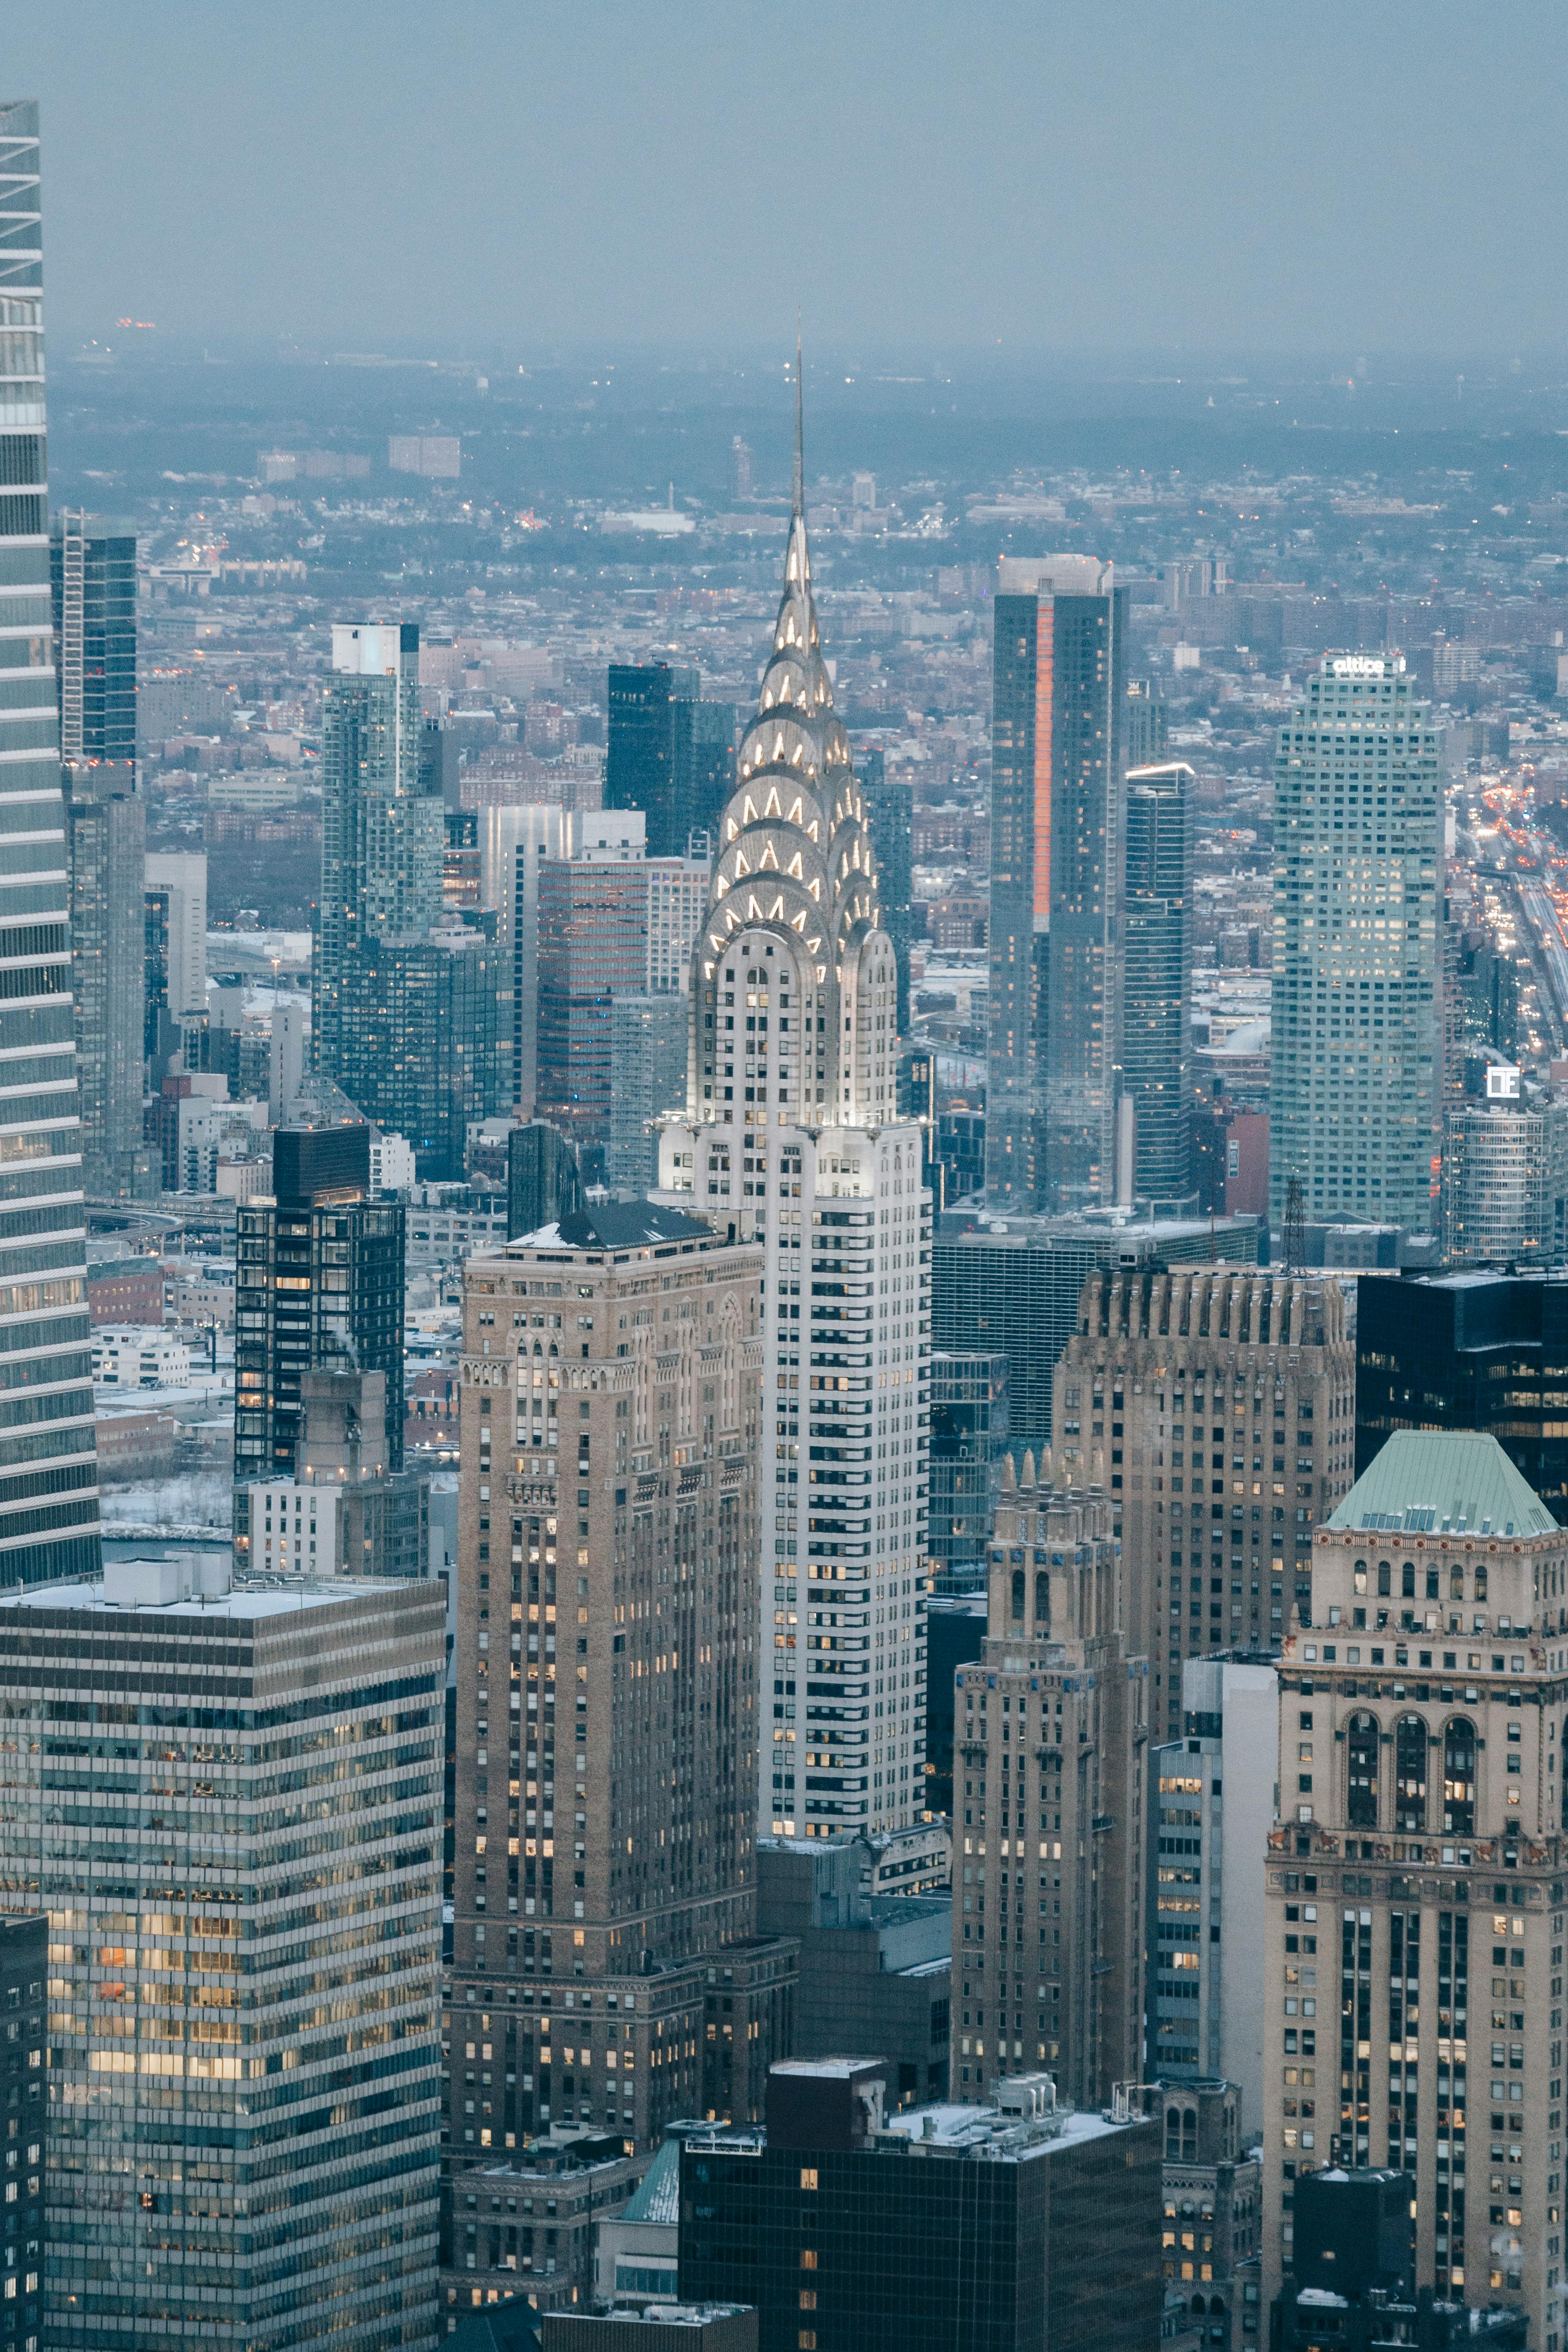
left=955, top=1457, right=1147, bottom=2110
left=608, top=994, right=689, bottom=1191
left=1148, top=1655, right=1277, bottom=2131
left=657, top=368, right=930, bottom=1841
left=606, top=666, right=737, bottom=863
left=1260, top=1430, right=1566, bottom=2346
left=507, top=1119, right=583, bottom=1241
left=446, top=1203, right=795, bottom=2169
left=858, top=747, right=913, bottom=1036
left=606, top=662, right=698, bottom=857
left=232, top=1124, right=405, bottom=1555
left=1055, top=1266, right=1355, bottom=1742
left=1440, top=1101, right=1552, bottom=1267
left=0, top=99, right=101, bottom=1589
left=535, top=856, right=649, bottom=1184
left=1123, top=762, right=1194, bottom=1206
left=0, top=1555, right=444, bottom=2352
left=62, top=762, right=145, bottom=1196
left=1269, top=655, right=1444, bottom=1233
left=50, top=510, right=144, bottom=1195
left=48, top=511, right=135, bottom=762
left=986, top=557, right=1131, bottom=1213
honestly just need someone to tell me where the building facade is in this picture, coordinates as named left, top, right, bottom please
left=508, top=1120, right=582, bottom=1242
left=953, top=1460, right=1147, bottom=2111
left=446, top=1202, right=794, bottom=2187
left=928, top=1350, right=1009, bottom=1580
left=1057, top=1267, right=1355, bottom=1741
left=0, top=100, right=101, bottom=1590
left=986, top=557, right=1130, bottom=1214
left=232, top=1125, right=406, bottom=1531
left=655, top=402, right=930, bottom=1842
left=933, top=1212, right=1262, bottom=1473
left=1440, top=1105, right=1552, bottom=1268
left=858, top=749, right=913, bottom=1036
left=1124, top=762, right=1195, bottom=1206
left=48, top=511, right=135, bottom=762
left=63, top=762, right=145, bottom=1198
left=0, top=1914, right=44, bottom=2352
left=1356, top=1270, right=1568, bottom=1524
left=1269, top=656, right=1444, bottom=1232
left=1260, top=1430, right=1568, bottom=2351
left=605, top=663, right=698, bottom=860
left=1157, top=2078, right=1262, bottom=2352
left=0, top=1559, right=444, bottom=2352
left=678, top=2060, right=1162, bottom=2352
left=1150, top=1659, right=1278, bottom=2134
left=535, top=859, right=649, bottom=1185
left=609, top=995, right=690, bottom=1194
left=315, top=620, right=445, bottom=1098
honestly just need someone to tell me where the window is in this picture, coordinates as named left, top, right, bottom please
left=1395, top=1715, right=1427, bottom=1833
left=1443, top=1718, right=1476, bottom=1838
left=799, top=2168, right=818, bottom=2191
left=1347, top=1712, right=1378, bottom=1828
left=1011, top=1570, right=1024, bottom=1622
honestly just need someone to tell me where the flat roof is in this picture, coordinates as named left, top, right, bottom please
left=879, top=2101, right=1134, bottom=2160
left=0, top=1576, right=411, bottom=1623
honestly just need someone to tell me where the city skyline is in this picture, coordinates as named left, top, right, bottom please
left=10, top=34, right=1568, bottom=2352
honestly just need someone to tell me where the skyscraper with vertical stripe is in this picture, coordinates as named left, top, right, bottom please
left=986, top=557, right=1130, bottom=1213
left=0, top=104, right=100, bottom=1585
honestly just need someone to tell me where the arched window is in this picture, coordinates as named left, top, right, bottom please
left=1401, top=1563, right=1416, bottom=1599
left=1165, top=2106, right=1183, bottom=2157
left=1443, top=1719, right=1476, bottom=1837
left=1034, top=1571, right=1048, bottom=1625
left=1010, top=1570, right=1025, bottom=1622
left=1395, top=1716, right=1427, bottom=1833
left=1377, top=1563, right=1392, bottom=1596
left=1347, top=1712, right=1379, bottom=1827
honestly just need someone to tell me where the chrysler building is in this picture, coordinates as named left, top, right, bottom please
left=659, top=359, right=929, bottom=1839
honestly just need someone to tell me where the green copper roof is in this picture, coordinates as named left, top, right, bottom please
left=1327, top=1430, right=1557, bottom=1539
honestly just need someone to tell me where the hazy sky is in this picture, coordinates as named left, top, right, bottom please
left=15, top=1, right=1568, bottom=359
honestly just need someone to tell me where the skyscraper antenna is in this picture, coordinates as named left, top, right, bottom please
left=792, top=321, right=804, bottom=518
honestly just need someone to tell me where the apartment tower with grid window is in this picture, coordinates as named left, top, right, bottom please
left=1261, top=1430, right=1568, bottom=2352
left=656, top=358, right=930, bottom=1842
left=1269, top=656, right=1444, bottom=1234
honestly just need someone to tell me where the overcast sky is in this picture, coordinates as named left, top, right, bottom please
left=14, top=1, right=1568, bottom=360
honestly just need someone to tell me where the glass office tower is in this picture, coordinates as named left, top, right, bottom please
left=0, top=100, right=100, bottom=1586
left=49, top=511, right=136, bottom=762
left=986, top=557, right=1129, bottom=1213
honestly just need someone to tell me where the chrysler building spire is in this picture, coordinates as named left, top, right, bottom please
left=657, top=356, right=930, bottom=1846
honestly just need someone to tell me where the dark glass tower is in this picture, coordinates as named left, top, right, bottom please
left=233, top=1123, right=407, bottom=1554
left=986, top=560, right=1129, bottom=1213
left=1122, top=761, right=1193, bottom=1205
left=607, top=662, right=737, bottom=857
left=606, top=661, right=698, bottom=856
left=49, top=511, right=136, bottom=762
left=860, top=747, right=913, bottom=1035
left=0, top=101, right=101, bottom=1587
